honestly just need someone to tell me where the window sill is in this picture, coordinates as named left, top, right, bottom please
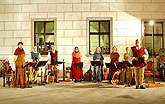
left=86, top=54, right=110, bottom=57
left=41, top=55, right=48, bottom=57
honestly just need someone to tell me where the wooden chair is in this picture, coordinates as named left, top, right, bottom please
left=144, top=61, right=154, bottom=83
left=25, top=66, right=38, bottom=82
left=3, top=62, right=15, bottom=88
left=25, top=66, right=31, bottom=86
left=47, top=64, right=53, bottom=83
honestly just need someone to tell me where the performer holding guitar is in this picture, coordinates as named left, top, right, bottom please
left=129, top=39, right=149, bottom=89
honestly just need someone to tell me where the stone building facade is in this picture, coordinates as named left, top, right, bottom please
left=0, top=0, right=165, bottom=72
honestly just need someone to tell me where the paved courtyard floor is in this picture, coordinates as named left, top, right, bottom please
left=0, top=77, right=165, bottom=104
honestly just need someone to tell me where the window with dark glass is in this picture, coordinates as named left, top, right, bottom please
left=143, top=22, right=164, bottom=56
left=89, top=20, right=110, bottom=54
left=34, top=21, right=54, bottom=55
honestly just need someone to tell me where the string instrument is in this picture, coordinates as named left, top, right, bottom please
left=111, top=71, right=120, bottom=85
left=132, top=57, right=146, bottom=67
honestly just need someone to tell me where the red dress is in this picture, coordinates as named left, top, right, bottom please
left=109, top=52, right=120, bottom=81
left=70, top=57, right=83, bottom=80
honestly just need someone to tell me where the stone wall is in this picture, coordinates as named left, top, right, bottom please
left=0, top=0, right=165, bottom=72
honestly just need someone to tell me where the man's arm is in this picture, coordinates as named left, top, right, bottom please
left=13, top=55, right=18, bottom=63
left=128, top=49, right=133, bottom=62
left=143, top=49, right=149, bottom=61
left=28, top=52, right=33, bottom=62
left=39, top=53, right=42, bottom=61
left=47, top=52, right=51, bottom=64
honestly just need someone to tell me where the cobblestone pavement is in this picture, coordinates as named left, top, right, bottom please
left=0, top=78, right=165, bottom=104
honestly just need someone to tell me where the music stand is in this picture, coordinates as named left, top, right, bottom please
left=105, top=63, right=117, bottom=82
left=123, top=61, right=133, bottom=86
left=91, top=61, right=101, bottom=81
left=35, top=61, right=47, bottom=68
left=91, top=61, right=101, bottom=66
left=24, top=62, right=36, bottom=68
left=115, top=62, right=126, bottom=69
left=115, top=62, right=127, bottom=84
left=123, top=61, right=132, bottom=67
left=50, top=61, right=63, bottom=65
left=24, top=62, right=36, bottom=88
left=35, top=61, right=48, bottom=85
left=50, top=61, right=64, bottom=83
left=73, top=62, right=83, bottom=81
left=62, top=59, right=65, bottom=81
left=105, top=63, right=116, bottom=69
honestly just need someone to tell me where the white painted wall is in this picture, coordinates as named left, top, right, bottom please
left=0, top=0, right=165, bottom=73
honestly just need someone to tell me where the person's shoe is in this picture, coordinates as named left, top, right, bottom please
left=54, top=79, right=56, bottom=82
left=56, top=81, right=59, bottom=83
left=125, top=84, right=131, bottom=87
left=136, top=85, right=139, bottom=89
left=140, top=85, right=146, bottom=89
left=29, top=81, right=32, bottom=84
left=24, top=85, right=28, bottom=88
left=33, top=81, right=37, bottom=84
left=20, top=86, right=24, bottom=89
left=128, top=84, right=131, bottom=87
left=93, top=80, right=97, bottom=83
left=56, top=80, right=60, bottom=83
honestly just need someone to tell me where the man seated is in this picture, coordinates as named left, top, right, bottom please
left=29, top=46, right=42, bottom=84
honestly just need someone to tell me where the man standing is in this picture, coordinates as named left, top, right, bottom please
left=129, top=39, right=149, bottom=89
left=48, top=45, right=59, bottom=83
left=29, top=46, right=42, bottom=84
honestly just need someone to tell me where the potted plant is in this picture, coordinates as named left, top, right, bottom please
left=104, top=67, right=108, bottom=79
left=66, top=66, right=71, bottom=82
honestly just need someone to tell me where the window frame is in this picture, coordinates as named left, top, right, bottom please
left=142, top=21, right=164, bottom=56
left=34, top=21, right=54, bottom=49
left=86, top=17, right=113, bottom=56
left=31, top=18, right=57, bottom=55
left=89, top=20, right=110, bottom=55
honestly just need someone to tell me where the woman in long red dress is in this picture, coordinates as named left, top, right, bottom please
left=109, top=46, right=120, bottom=81
left=70, top=47, right=83, bottom=82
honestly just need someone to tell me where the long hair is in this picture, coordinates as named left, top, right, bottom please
left=112, top=46, right=117, bottom=51
left=95, top=47, right=101, bottom=53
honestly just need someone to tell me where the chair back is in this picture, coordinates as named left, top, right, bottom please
left=147, top=61, right=153, bottom=70
left=5, top=62, right=9, bottom=73
left=47, top=64, right=51, bottom=69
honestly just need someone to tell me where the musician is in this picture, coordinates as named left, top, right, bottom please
left=13, top=42, right=27, bottom=88
left=93, top=47, right=104, bottom=82
left=123, top=47, right=132, bottom=86
left=109, top=46, right=120, bottom=81
left=129, top=39, right=149, bottom=89
left=124, top=47, right=129, bottom=62
left=29, top=46, right=42, bottom=84
left=70, top=46, right=83, bottom=82
left=48, top=45, right=59, bottom=83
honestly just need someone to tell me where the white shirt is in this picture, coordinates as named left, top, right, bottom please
left=47, top=50, right=56, bottom=64
left=128, top=46, right=149, bottom=62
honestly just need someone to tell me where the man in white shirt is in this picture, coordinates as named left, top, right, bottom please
left=47, top=45, right=59, bottom=83
left=129, top=39, right=149, bottom=89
